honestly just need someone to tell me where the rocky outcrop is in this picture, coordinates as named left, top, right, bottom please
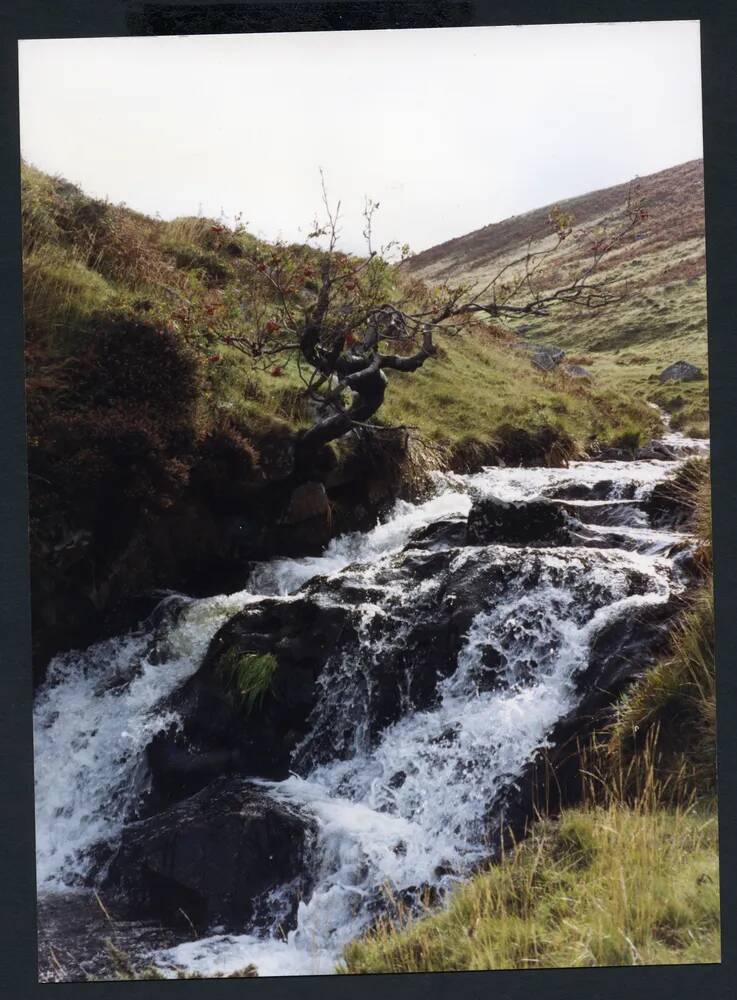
left=466, top=495, right=568, bottom=545
left=103, top=777, right=316, bottom=930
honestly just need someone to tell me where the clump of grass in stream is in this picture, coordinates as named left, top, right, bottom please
left=217, top=649, right=278, bottom=714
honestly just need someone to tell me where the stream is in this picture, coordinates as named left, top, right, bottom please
left=33, top=429, right=707, bottom=980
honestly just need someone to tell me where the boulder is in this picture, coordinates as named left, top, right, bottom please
left=635, top=441, right=678, bottom=461
left=103, top=777, right=316, bottom=930
left=658, top=361, right=704, bottom=383
left=531, top=347, right=565, bottom=372
left=466, top=495, right=568, bottom=546
left=143, top=595, right=354, bottom=811
left=562, top=363, right=592, bottom=380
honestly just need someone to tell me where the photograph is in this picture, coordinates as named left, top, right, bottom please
left=18, top=20, right=719, bottom=982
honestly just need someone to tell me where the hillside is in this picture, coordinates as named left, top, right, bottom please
left=21, top=162, right=664, bottom=670
left=402, top=160, right=709, bottom=436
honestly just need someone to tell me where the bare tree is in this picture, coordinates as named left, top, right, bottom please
left=214, top=175, right=647, bottom=465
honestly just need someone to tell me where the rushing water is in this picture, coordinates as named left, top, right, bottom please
left=33, top=433, right=705, bottom=980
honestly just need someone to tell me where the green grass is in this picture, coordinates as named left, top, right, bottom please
left=216, top=649, right=278, bottom=714
left=341, top=803, right=720, bottom=973
left=605, top=584, right=715, bottom=803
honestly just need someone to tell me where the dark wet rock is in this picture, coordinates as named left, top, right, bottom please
left=635, top=441, right=678, bottom=461
left=647, top=463, right=705, bottom=529
left=590, top=447, right=634, bottom=462
left=103, top=777, right=316, bottom=931
left=278, top=481, right=333, bottom=554
left=557, top=499, right=647, bottom=528
left=406, top=518, right=467, bottom=551
left=466, top=495, right=568, bottom=545
left=543, top=479, right=636, bottom=501
left=285, top=481, right=330, bottom=524
left=658, top=361, right=704, bottom=383
left=143, top=596, right=354, bottom=809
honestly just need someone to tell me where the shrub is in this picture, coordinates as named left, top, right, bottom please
left=607, top=426, right=643, bottom=451
left=35, top=406, right=191, bottom=529
left=80, top=314, right=202, bottom=423
left=162, top=242, right=234, bottom=285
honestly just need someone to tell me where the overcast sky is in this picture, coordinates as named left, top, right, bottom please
left=18, top=21, right=703, bottom=255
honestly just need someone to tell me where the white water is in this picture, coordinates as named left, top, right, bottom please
left=33, top=435, right=706, bottom=978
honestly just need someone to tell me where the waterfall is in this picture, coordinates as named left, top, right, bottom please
left=33, top=445, right=703, bottom=979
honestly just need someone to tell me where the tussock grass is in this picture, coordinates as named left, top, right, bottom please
left=605, top=587, right=715, bottom=803
left=341, top=801, right=720, bottom=973
left=342, top=735, right=720, bottom=975
left=217, top=649, right=278, bottom=714
left=22, top=245, right=114, bottom=347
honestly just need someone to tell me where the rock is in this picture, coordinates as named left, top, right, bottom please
left=514, top=340, right=565, bottom=371
left=647, top=478, right=694, bottom=528
left=466, top=495, right=568, bottom=545
left=406, top=518, right=468, bottom=551
left=277, top=481, right=332, bottom=554
left=543, top=479, right=636, bottom=501
left=531, top=347, right=565, bottom=372
left=143, top=596, right=354, bottom=811
left=589, top=447, right=633, bottom=462
left=635, top=441, right=677, bottom=461
left=658, top=361, right=704, bottom=383
left=557, top=499, right=647, bottom=528
left=103, top=777, right=316, bottom=930
left=562, top=363, right=592, bottom=380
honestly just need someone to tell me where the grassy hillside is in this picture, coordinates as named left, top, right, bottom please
left=403, top=160, right=709, bottom=436
left=22, top=162, right=659, bottom=463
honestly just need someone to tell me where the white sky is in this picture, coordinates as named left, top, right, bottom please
left=18, top=21, right=703, bottom=254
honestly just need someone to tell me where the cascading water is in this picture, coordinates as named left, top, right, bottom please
left=33, top=436, right=705, bottom=980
